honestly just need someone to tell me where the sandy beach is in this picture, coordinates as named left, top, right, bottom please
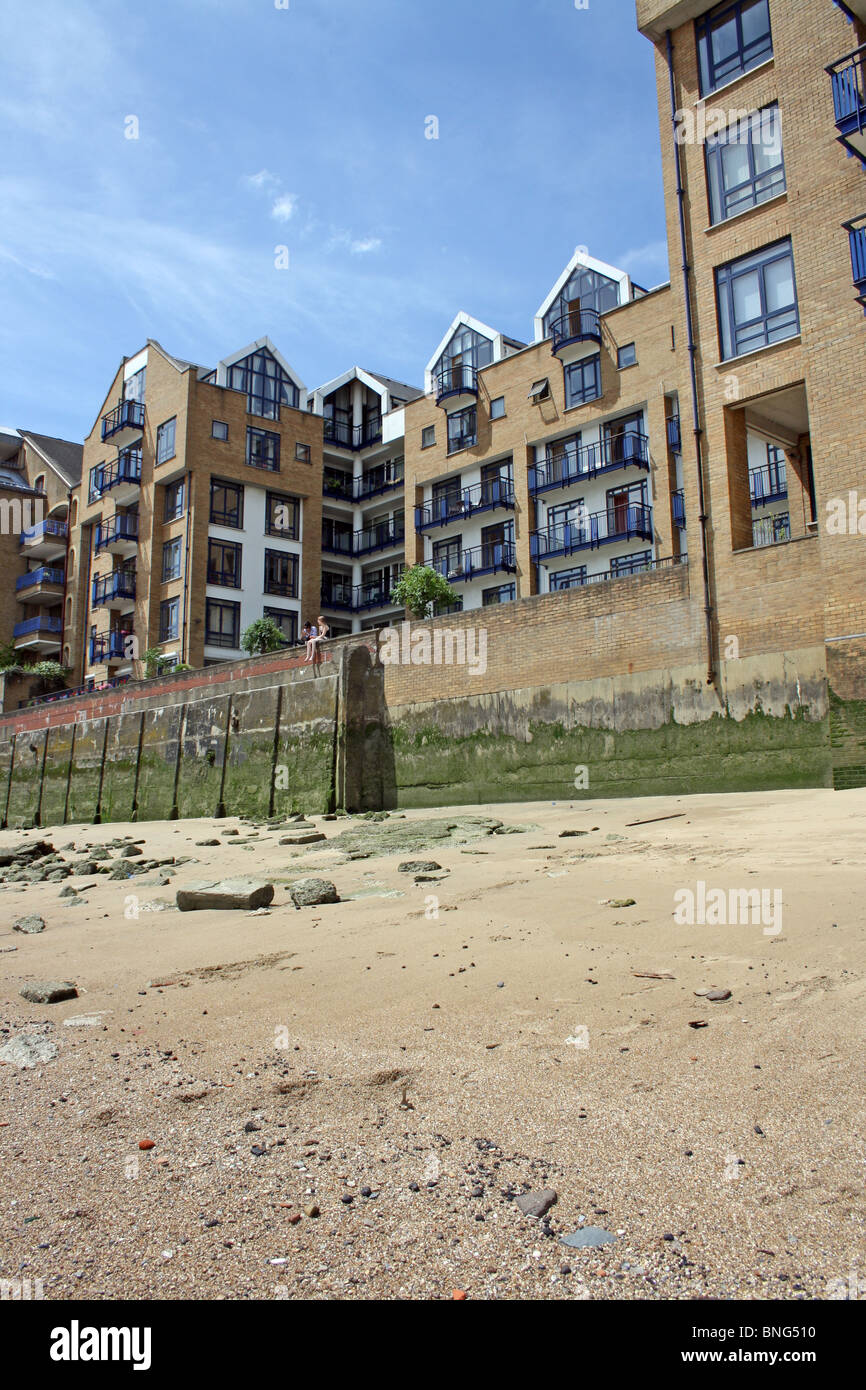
left=1, top=787, right=864, bottom=1302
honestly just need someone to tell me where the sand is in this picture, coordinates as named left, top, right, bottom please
left=0, top=787, right=864, bottom=1302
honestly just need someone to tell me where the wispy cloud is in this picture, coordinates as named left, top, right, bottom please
left=244, top=169, right=280, bottom=192
left=349, top=237, right=382, bottom=255
left=326, top=229, right=384, bottom=255
left=271, top=194, right=298, bottom=223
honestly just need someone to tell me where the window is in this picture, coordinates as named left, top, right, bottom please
left=715, top=238, right=798, bottom=360
left=164, top=479, right=185, bottom=522
left=529, top=378, right=550, bottom=402
left=610, top=550, right=652, bottom=576
left=264, top=548, right=298, bottom=597
left=124, top=367, right=146, bottom=403
left=227, top=347, right=299, bottom=418
left=482, top=583, right=515, bottom=605
left=295, top=442, right=311, bottom=463
left=490, top=396, right=506, bottom=420
left=247, top=426, right=280, bottom=471
left=212, top=420, right=228, bottom=441
left=264, top=607, right=297, bottom=645
left=543, top=266, right=620, bottom=339
left=706, top=105, right=785, bottom=224
left=89, top=464, right=104, bottom=503
left=617, top=343, right=637, bottom=369
left=433, top=535, right=463, bottom=577
left=550, top=566, right=588, bottom=591
left=159, top=597, right=179, bottom=642
left=156, top=417, right=176, bottom=465
left=210, top=478, right=243, bottom=528
left=162, top=537, right=182, bottom=582
left=697, top=0, right=772, bottom=97
left=205, top=598, right=240, bottom=648
left=564, top=355, right=602, bottom=408
left=447, top=406, right=476, bottom=455
left=207, top=538, right=242, bottom=588
left=421, top=425, right=436, bottom=449
left=433, top=325, right=493, bottom=392
left=266, top=492, right=300, bottom=539
left=33, top=474, right=45, bottom=493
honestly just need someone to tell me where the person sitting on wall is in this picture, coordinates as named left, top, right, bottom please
left=300, top=621, right=313, bottom=648
left=305, top=616, right=329, bottom=664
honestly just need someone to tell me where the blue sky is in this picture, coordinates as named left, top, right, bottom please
left=0, top=0, right=669, bottom=443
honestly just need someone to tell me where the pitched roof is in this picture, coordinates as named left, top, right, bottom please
left=361, top=370, right=424, bottom=404
left=18, top=432, right=83, bottom=485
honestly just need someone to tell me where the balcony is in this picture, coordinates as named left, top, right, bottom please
left=844, top=214, right=866, bottom=311
left=431, top=541, right=516, bottom=584
left=91, top=448, right=142, bottom=505
left=672, top=490, right=686, bottom=529
left=752, top=513, right=791, bottom=548
left=20, top=516, right=67, bottom=559
left=15, top=566, right=65, bottom=603
left=827, top=45, right=866, bottom=167
left=321, top=528, right=353, bottom=557
left=528, top=432, right=650, bottom=496
left=749, top=461, right=788, bottom=507
left=13, top=614, right=63, bottom=651
left=89, top=631, right=132, bottom=666
left=356, top=462, right=404, bottom=501
left=354, top=579, right=398, bottom=611
left=320, top=576, right=355, bottom=611
left=322, top=469, right=354, bottom=503
left=354, top=518, right=405, bottom=557
left=323, top=417, right=383, bottom=451
left=531, top=504, right=653, bottom=562
left=666, top=415, right=682, bottom=452
left=415, top=477, right=515, bottom=531
left=435, top=363, right=478, bottom=410
left=549, top=306, right=602, bottom=364
left=833, top=1, right=866, bottom=22
left=92, top=570, right=136, bottom=609
left=95, top=513, right=139, bottom=555
left=101, top=397, right=145, bottom=447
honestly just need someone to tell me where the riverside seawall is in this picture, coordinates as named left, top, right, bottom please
left=0, top=567, right=861, bottom=827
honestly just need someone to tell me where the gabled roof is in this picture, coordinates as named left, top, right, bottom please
left=214, top=336, right=306, bottom=395
left=18, top=431, right=83, bottom=486
left=533, top=248, right=632, bottom=342
left=423, top=312, right=525, bottom=395
left=362, top=370, right=424, bottom=404
left=308, top=365, right=424, bottom=415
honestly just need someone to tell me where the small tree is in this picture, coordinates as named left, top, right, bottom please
left=390, top=565, right=458, bottom=620
left=241, top=616, right=287, bottom=656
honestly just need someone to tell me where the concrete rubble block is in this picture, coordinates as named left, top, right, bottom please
left=176, top=879, right=275, bottom=912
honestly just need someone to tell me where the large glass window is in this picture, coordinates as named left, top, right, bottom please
left=207, top=538, right=242, bottom=588
left=446, top=407, right=476, bottom=454
left=482, top=583, right=515, bottom=605
left=697, top=0, right=772, bottom=97
left=550, top=566, right=588, bottom=591
left=164, top=479, right=185, bottom=522
left=210, top=478, right=243, bottom=528
left=715, top=238, right=799, bottom=360
left=205, top=598, right=240, bottom=648
left=264, top=607, right=297, bottom=644
left=707, top=104, right=785, bottom=224
left=159, top=597, right=179, bottom=642
left=162, top=537, right=182, bottom=582
left=434, top=325, right=493, bottom=393
left=543, top=266, right=619, bottom=339
left=227, top=348, right=299, bottom=418
left=264, top=549, right=298, bottom=597
left=564, top=355, right=601, bottom=409
left=156, top=417, right=176, bottom=465
left=266, top=492, right=300, bottom=539
left=247, top=426, right=280, bottom=471
left=123, top=367, right=146, bottom=403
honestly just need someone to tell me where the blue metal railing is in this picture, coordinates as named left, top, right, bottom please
left=550, top=307, right=602, bottom=354
left=322, top=470, right=354, bottom=501
left=531, top=504, right=653, bottom=560
left=430, top=541, right=516, bottom=582
left=89, top=631, right=131, bottom=664
left=672, top=490, right=686, bottom=529
left=323, top=416, right=383, bottom=450
left=354, top=519, right=405, bottom=556
left=749, top=460, right=788, bottom=506
left=844, top=214, right=866, bottom=310
left=15, top=566, right=64, bottom=591
left=91, top=448, right=142, bottom=500
left=529, top=432, right=649, bottom=494
left=827, top=45, right=866, bottom=162
left=435, top=364, right=478, bottom=405
left=92, top=571, right=136, bottom=606
left=752, top=513, right=791, bottom=548
left=25, top=674, right=132, bottom=708
left=356, top=463, right=404, bottom=500
left=416, top=477, right=515, bottom=530
left=95, top=514, right=139, bottom=551
left=20, top=517, right=67, bottom=545
left=101, top=397, right=145, bottom=442
left=667, top=415, right=682, bottom=452
left=13, top=615, right=63, bottom=638
left=321, top=528, right=353, bottom=556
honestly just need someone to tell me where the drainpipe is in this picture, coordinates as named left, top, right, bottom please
left=666, top=29, right=716, bottom=686
left=181, top=470, right=191, bottom=664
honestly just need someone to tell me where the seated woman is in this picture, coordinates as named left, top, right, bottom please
left=305, top=615, right=330, bottom=663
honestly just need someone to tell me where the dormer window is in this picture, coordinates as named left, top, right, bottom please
left=542, top=266, right=620, bottom=340
left=434, top=325, right=493, bottom=395
left=227, top=348, right=299, bottom=420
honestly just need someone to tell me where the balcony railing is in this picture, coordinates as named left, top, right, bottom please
left=95, top=514, right=139, bottom=551
left=431, top=541, right=516, bottom=583
left=20, top=517, right=67, bottom=546
left=90, top=448, right=142, bottom=500
left=550, top=307, right=602, bottom=355
left=89, top=631, right=132, bottom=664
left=323, top=416, right=383, bottom=450
left=15, top=565, right=64, bottom=592
left=323, top=470, right=354, bottom=502
left=750, top=460, right=788, bottom=506
left=666, top=415, right=682, bottom=452
left=827, top=45, right=866, bottom=165
left=92, top=571, right=136, bottom=606
left=354, top=518, right=405, bottom=556
left=531, top=504, right=653, bottom=561
left=435, top=364, right=478, bottom=407
left=752, top=513, right=791, bottom=548
left=101, top=397, right=145, bottom=443
left=672, top=489, right=686, bottom=529
left=321, top=528, right=353, bottom=556
left=528, top=432, right=650, bottom=495
left=415, top=477, right=515, bottom=530
left=13, top=615, right=63, bottom=638
left=320, top=578, right=355, bottom=610
left=24, top=674, right=132, bottom=708
left=320, top=576, right=403, bottom=612
left=356, top=463, right=404, bottom=500
left=844, top=214, right=866, bottom=311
